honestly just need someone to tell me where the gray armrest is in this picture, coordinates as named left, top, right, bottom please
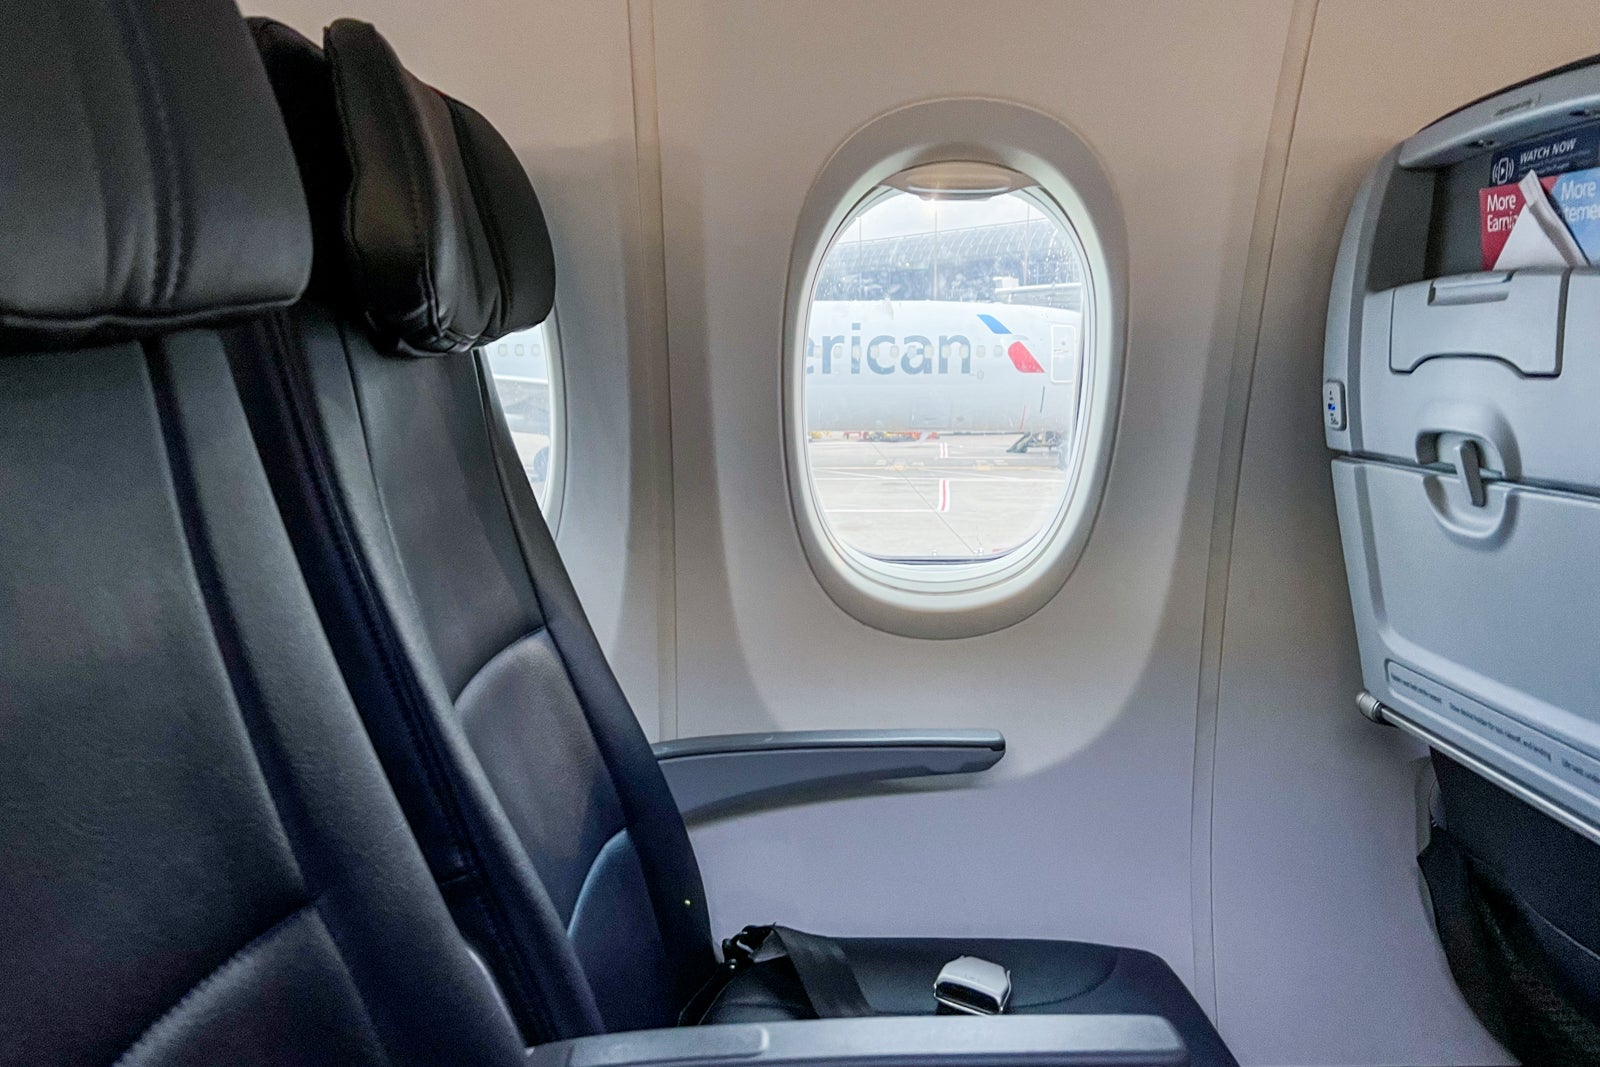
left=527, top=1016, right=1185, bottom=1067
left=652, top=729, right=1005, bottom=819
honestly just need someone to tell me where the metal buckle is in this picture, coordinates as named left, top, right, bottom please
left=721, top=925, right=774, bottom=972
left=933, top=956, right=1012, bottom=1016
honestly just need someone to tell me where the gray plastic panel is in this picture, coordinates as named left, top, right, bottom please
left=1362, top=693, right=1600, bottom=849
left=1322, top=147, right=1434, bottom=457
left=1400, top=60, right=1600, bottom=170
left=652, top=730, right=1005, bottom=819
left=1335, top=268, right=1600, bottom=491
left=1333, top=458, right=1600, bottom=827
left=524, top=1016, right=1186, bottom=1067
left=1388, top=271, right=1565, bottom=375
left=1328, top=58, right=1600, bottom=850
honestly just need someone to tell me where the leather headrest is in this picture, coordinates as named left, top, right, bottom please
left=260, top=18, right=556, bottom=357
left=1, top=0, right=312, bottom=350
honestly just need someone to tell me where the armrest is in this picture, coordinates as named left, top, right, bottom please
left=526, top=1016, right=1185, bottom=1067
left=652, top=729, right=1004, bottom=819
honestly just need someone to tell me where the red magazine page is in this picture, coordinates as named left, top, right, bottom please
left=1479, top=174, right=1557, bottom=268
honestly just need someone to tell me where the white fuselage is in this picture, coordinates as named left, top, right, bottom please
left=803, top=300, right=1083, bottom=435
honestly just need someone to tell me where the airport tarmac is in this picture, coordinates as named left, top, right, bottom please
left=508, top=429, right=1068, bottom=561
left=806, top=433, right=1069, bottom=559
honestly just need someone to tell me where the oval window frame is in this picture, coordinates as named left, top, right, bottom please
left=783, top=98, right=1127, bottom=639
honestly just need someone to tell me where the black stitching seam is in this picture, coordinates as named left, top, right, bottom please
left=445, top=99, right=512, bottom=339
left=111, top=903, right=322, bottom=1066
left=57, top=0, right=118, bottom=302
left=1011, top=951, right=1119, bottom=1010
left=473, top=361, right=697, bottom=983
left=326, top=33, right=383, bottom=341
left=268, top=312, right=541, bottom=1034
left=261, top=310, right=558, bottom=1044
left=144, top=342, right=391, bottom=1057
left=107, top=0, right=185, bottom=306
left=692, top=967, right=763, bottom=1026
left=374, top=71, right=451, bottom=347
left=0, top=296, right=295, bottom=334
left=328, top=32, right=471, bottom=353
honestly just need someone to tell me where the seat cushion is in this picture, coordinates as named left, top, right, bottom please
left=702, top=936, right=1237, bottom=1067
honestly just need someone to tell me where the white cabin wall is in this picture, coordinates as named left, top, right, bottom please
left=1210, top=3, right=1600, bottom=1063
left=649, top=0, right=1292, bottom=991
left=246, top=0, right=675, bottom=737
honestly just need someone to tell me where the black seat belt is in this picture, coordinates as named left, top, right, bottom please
left=719, top=925, right=876, bottom=1019
left=763, top=926, right=877, bottom=1018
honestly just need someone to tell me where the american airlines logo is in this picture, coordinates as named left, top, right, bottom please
left=805, top=313, right=1044, bottom=376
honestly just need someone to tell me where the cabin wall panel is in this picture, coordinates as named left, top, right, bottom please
left=651, top=0, right=1292, bottom=992
left=1210, top=2, right=1599, bottom=1063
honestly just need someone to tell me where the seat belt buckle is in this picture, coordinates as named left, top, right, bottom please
left=934, top=956, right=1012, bottom=1015
left=721, top=925, right=776, bottom=971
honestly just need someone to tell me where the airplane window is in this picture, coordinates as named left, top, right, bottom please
left=483, top=319, right=562, bottom=517
left=800, top=178, right=1090, bottom=570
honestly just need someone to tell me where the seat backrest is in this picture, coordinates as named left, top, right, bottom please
left=238, top=19, right=719, bottom=1042
left=0, top=3, right=528, bottom=1064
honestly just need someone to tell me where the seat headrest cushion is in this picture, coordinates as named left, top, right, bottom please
left=0, top=0, right=312, bottom=350
left=322, top=19, right=556, bottom=356
left=249, top=19, right=350, bottom=305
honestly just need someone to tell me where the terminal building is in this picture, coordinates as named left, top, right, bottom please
left=814, top=218, right=1084, bottom=310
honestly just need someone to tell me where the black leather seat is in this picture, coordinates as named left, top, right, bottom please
left=234, top=20, right=1236, bottom=1067
left=0, top=2, right=528, bottom=1064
